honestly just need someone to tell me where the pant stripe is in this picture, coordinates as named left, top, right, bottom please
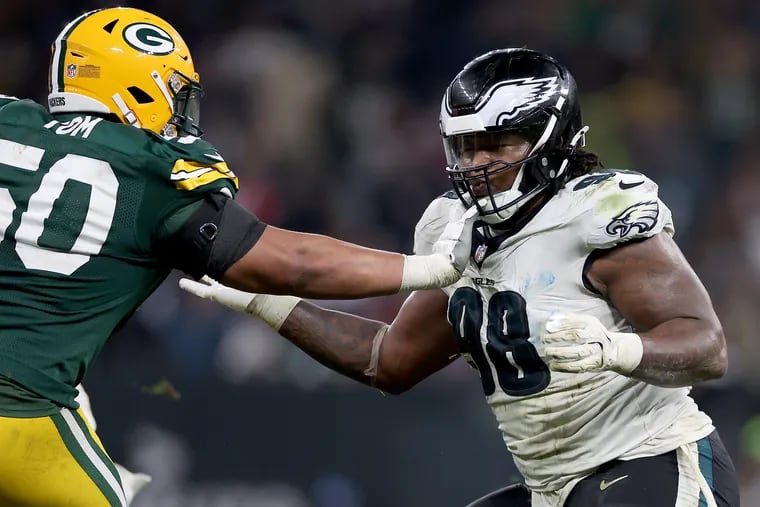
left=697, top=437, right=715, bottom=507
left=51, top=409, right=127, bottom=507
left=676, top=440, right=717, bottom=507
left=69, top=407, right=125, bottom=492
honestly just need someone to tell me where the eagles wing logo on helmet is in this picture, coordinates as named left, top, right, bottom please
left=486, top=76, right=559, bottom=125
left=605, top=201, right=660, bottom=238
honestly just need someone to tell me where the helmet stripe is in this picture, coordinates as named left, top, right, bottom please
left=527, top=114, right=557, bottom=157
left=51, top=9, right=101, bottom=93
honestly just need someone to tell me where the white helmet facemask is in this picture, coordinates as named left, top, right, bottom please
left=476, top=166, right=526, bottom=224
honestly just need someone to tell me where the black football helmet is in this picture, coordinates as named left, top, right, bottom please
left=440, top=48, right=589, bottom=224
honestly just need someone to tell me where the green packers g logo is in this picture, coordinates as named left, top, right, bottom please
left=122, top=23, right=175, bottom=55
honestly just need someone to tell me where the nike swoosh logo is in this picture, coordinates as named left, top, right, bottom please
left=619, top=180, right=644, bottom=190
left=599, top=475, right=629, bottom=491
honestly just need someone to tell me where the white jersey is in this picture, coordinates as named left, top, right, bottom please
left=414, top=170, right=714, bottom=505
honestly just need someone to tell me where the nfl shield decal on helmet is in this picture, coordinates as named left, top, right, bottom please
left=66, top=64, right=78, bottom=78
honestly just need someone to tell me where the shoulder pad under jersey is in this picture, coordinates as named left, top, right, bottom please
left=156, top=134, right=238, bottom=193
left=564, top=169, right=674, bottom=250
left=0, top=94, right=20, bottom=109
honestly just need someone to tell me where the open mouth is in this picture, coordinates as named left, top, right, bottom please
left=471, top=183, right=488, bottom=198
left=465, top=175, right=492, bottom=198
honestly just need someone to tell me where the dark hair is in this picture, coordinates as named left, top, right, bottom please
left=565, top=148, right=603, bottom=180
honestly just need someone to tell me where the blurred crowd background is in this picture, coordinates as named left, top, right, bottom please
left=2, top=0, right=760, bottom=505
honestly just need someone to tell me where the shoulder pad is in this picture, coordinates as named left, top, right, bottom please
left=564, top=170, right=674, bottom=250
left=158, top=134, right=238, bottom=193
left=413, top=193, right=466, bottom=255
left=0, top=94, right=20, bottom=108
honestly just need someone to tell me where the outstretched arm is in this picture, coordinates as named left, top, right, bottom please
left=181, top=279, right=459, bottom=394
left=278, top=289, right=459, bottom=393
left=163, top=195, right=477, bottom=299
left=223, top=226, right=418, bottom=298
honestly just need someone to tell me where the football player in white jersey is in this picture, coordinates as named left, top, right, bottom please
left=180, top=49, right=739, bottom=507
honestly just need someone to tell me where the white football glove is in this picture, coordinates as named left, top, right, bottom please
left=179, top=276, right=300, bottom=331
left=179, top=276, right=257, bottom=313
left=541, top=313, right=643, bottom=375
left=432, top=204, right=480, bottom=274
left=401, top=205, right=479, bottom=290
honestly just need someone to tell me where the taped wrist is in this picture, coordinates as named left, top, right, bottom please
left=400, top=253, right=460, bottom=291
left=246, top=294, right=301, bottom=331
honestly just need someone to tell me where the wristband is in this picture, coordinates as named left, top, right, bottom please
left=246, top=294, right=301, bottom=331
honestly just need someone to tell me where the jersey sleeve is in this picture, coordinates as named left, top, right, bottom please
left=413, top=192, right=466, bottom=255
left=576, top=171, right=674, bottom=250
left=159, top=134, right=239, bottom=197
left=133, top=133, right=242, bottom=251
left=150, top=134, right=239, bottom=232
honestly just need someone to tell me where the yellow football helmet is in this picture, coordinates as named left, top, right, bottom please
left=48, top=7, right=202, bottom=136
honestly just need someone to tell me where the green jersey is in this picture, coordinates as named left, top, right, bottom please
left=0, top=95, right=238, bottom=414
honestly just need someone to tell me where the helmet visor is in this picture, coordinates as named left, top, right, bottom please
left=443, top=128, right=540, bottom=173
left=443, top=127, right=544, bottom=218
left=167, top=72, right=203, bottom=136
left=174, top=86, right=202, bottom=127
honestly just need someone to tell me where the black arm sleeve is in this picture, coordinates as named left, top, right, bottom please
left=158, top=193, right=267, bottom=279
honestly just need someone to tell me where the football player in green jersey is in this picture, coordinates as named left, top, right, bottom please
left=0, top=7, right=475, bottom=506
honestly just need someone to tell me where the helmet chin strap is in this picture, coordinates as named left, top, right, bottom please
left=111, top=93, right=140, bottom=127
left=477, top=125, right=591, bottom=225
left=477, top=166, right=526, bottom=224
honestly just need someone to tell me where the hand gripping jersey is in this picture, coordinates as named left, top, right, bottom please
left=414, top=170, right=714, bottom=503
left=0, top=95, right=237, bottom=413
